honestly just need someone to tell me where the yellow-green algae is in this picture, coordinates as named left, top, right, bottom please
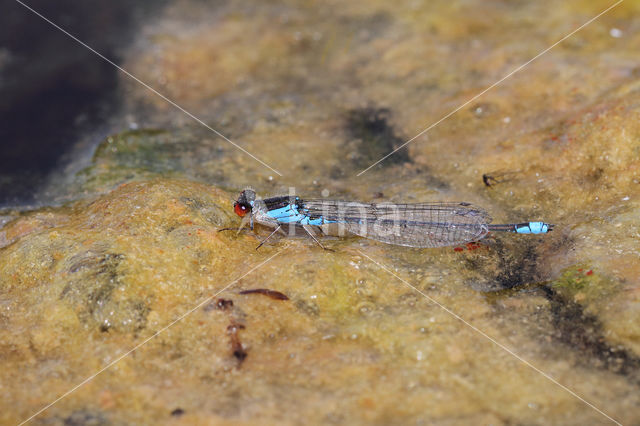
left=552, top=265, right=616, bottom=306
left=2, top=0, right=640, bottom=424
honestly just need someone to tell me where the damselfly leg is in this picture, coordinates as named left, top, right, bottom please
left=255, top=225, right=282, bottom=250
left=302, top=224, right=334, bottom=252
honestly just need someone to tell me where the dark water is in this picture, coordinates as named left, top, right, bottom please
left=0, top=0, right=166, bottom=206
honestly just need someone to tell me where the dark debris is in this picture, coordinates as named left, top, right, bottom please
left=239, top=288, right=289, bottom=300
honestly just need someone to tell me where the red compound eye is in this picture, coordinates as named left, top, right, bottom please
left=234, top=202, right=249, bottom=217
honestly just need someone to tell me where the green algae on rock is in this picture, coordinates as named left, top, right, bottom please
left=76, top=129, right=226, bottom=194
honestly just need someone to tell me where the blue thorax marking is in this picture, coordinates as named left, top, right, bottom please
left=265, top=201, right=335, bottom=226
left=266, top=205, right=305, bottom=223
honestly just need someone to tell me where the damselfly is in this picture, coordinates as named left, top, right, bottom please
left=227, top=189, right=553, bottom=250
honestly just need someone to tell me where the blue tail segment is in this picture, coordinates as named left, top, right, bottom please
left=488, top=222, right=554, bottom=234
left=515, top=222, right=552, bottom=234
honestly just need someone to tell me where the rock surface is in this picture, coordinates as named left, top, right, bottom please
left=2, top=0, right=639, bottom=424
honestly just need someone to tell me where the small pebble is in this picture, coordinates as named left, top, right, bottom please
left=171, top=408, right=185, bottom=417
left=609, top=28, right=623, bottom=38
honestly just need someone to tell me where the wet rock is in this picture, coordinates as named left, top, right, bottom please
left=3, top=0, right=640, bottom=424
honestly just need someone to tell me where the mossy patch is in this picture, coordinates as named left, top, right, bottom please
left=551, top=264, right=616, bottom=306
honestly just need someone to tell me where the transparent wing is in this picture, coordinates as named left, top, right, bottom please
left=300, top=200, right=491, bottom=248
